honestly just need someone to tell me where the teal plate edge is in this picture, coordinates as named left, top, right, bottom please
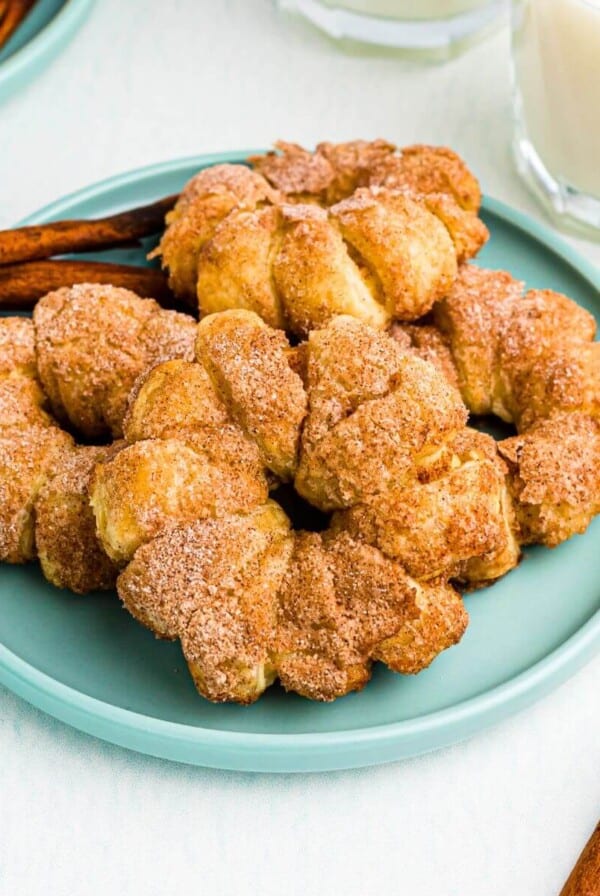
left=0, top=0, right=94, bottom=101
left=1, top=150, right=598, bottom=773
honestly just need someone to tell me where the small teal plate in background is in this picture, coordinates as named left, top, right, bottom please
left=0, top=0, right=93, bottom=101
left=1, top=152, right=599, bottom=773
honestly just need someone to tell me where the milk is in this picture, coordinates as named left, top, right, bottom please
left=279, top=0, right=504, bottom=54
left=513, top=0, right=600, bottom=198
left=322, top=0, right=489, bottom=17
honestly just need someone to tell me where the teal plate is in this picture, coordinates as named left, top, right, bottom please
left=0, top=0, right=94, bottom=101
left=1, top=152, right=599, bottom=772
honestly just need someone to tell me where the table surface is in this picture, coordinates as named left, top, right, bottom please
left=0, top=2, right=598, bottom=894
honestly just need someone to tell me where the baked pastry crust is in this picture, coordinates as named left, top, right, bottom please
left=35, top=444, right=123, bottom=593
left=34, top=283, right=197, bottom=437
left=154, top=141, right=488, bottom=335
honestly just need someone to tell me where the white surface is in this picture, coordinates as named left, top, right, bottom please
left=0, top=2, right=598, bottom=894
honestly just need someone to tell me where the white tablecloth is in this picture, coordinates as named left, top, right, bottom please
left=0, top=3, right=598, bottom=894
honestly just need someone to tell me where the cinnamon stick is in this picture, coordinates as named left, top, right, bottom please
left=559, top=821, right=600, bottom=896
left=0, top=195, right=178, bottom=266
left=0, top=0, right=36, bottom=50
left=0, top=260, right=183, bottom=311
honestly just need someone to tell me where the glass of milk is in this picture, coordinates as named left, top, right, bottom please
left=512, top=0, right=600, bottom=237
left=277, top=0, right=506, bottom=60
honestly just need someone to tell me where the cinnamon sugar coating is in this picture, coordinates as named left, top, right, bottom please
left=34, top=284, right=196, bottom=438
left=373, top=579, right=468, bottom=675
left=118, top=511, right=468, bottom=703
left=90, top=436, right=268, bottom=564
left=154, top=164, right=279, bottom=303
left=499, top=413, right=600, bottom=547
left=418, top=192, right=488, bottom=263
left=0, top=318, right=52, bottom=428
left=197, top=205, right=286, bottom=329
left=367, top=144, right=482, bottom=212
left=154, top=142, right=488, bottom=332
left=272, top=202, right=390, bottom=334
left=0, top=424, right=73, bottom=563
left=275, top=531, right=465, bottom=700
left=0, top=375, right=53, bottom=429
left=123, top=359, right=230, bottom=438
left=0, top=317, right=38, bottom=378
left=333, top=429, right=520, bottom=586
left=35, top=443, right=123, bottom=593
left=195, top=310, right=307, bottom=480
left=196, top=187, right=459, bottom=335
left=251, top=140, right=488, bottom=262
left=250, top=139, right=396, bottom=205
left=330, top=188, right=457, bottom=319
left=0, top=316, right=76, bottom=564
left=118, top=502, right=293, bottom=704
left=433, top=265, right=598, bottom=427
left=391, top=322, right=460, bottom=390
left=250, top=141, right=481, bottom=211
left=295, top=316, right=467, bottom=510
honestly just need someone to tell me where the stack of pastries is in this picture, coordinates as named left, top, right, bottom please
left=1, top=139, right=598, bottom=705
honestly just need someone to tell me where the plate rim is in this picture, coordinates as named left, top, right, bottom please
left=2, top=150, right=599, bottom=772
left=0, top=0, right=95, bottom=100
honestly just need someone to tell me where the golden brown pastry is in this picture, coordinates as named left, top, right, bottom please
left=35, top=443, right=122, bottom=593
left=273, top=202, right=391, bottom=332
left=0, top=423, right=73, bottom=563
left=499, top=413, right=600, bottom=547
left=250, top=140, right=481, bottom=211
left=373, top=578, right=468, bottom=675
left=2, top=269, right=591, bottom=704
left=433, top=265, right=598, bottom=428
left=33, top=284, right=197, bottom=438
left=195, top=310, right=307, bottom=480
left=507, top=337, right=600, bottom=430
left=155, top=142, right=488, bottom=333
left=90, top=436, right=269, bottom=565
left=123, top=358, right=228, bottom=441
left=294, top=188, right=455, bottom=323
left=0, top=316, right=75, bottom=564
left=253, top=141, right=489, bottom=261
left=275, top=530, right=467, bottom=700
left=249, top=139, right=396, bottom=205
left=0, top=318, right=53, bottom=428
left=78, top=309, right=480, bottom=702
left=196, top=190, right=459, bottom=335
left=118, top=502, right=294, bottom=704
left=391, top=322, right=460, bottom=390
left=295, top=315, right=467, bottom=510
left=366, top=144, right=482, bottom=212
left=195, top=205, right=286, bottom=329
left=0, top=316, right=38, bottom=378
left=0, top=375, right=53, bottom=429
left=118, top=510, right=468, bottom=704
left=123, top=358, right=267, bottom=484
left=333, top=429, right=519, bottom=586
left=152, top=164, right=279, bottom=304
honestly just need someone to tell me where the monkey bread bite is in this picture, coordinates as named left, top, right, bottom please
left=295, top=315, right=467, bottom=511
left=194, top=309, right=308, bottom=480
left=117, top=508, right=468, bottom=704
left=154, top=140, right=488, bottom=335
left=35, top=444, right=122, bottom=594
left=33, top=283, right=197, bottom=438
left=0, top=317, right=74, bottom=564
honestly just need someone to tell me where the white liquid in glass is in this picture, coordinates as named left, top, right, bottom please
left=514, top=0, right=600, bottom=198
left=322, top=0, right=488, bottom=18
